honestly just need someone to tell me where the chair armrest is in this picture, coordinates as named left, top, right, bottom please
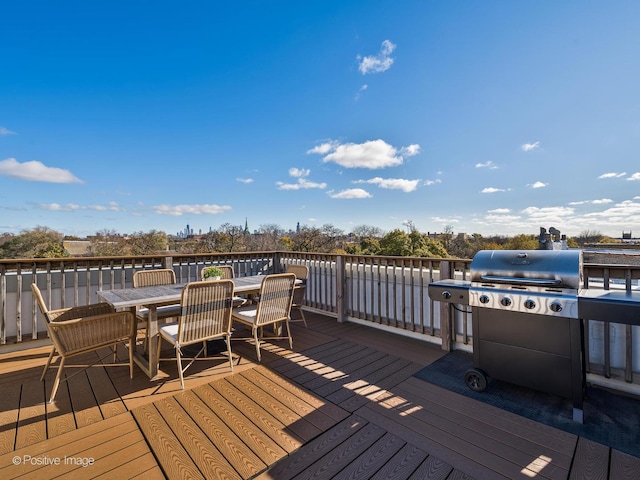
left=48, top=311, right=135, bottom=354
left=47, top=303, right=116, bottom=322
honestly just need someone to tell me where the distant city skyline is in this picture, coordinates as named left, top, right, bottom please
left=1, top=1, right=639, bottom=238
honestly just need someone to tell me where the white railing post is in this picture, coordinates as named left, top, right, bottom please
left=439, top=260, right=453, bottom=352
left=336, top=255, right=346, bottom=323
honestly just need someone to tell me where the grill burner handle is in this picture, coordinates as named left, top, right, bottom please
left=480, top=275, right=562, bottom=287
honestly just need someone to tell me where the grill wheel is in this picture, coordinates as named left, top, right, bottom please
left=464, top=368, right=488, bottom=392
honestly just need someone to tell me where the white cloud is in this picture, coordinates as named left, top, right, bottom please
left=358, top=40, right=396, bottom=74
left=569, top=199, right=613, bottom=206
left=424, top=179, right=442, bottom=186
left=481, top=187, right=506, bottom=193
left=153, top=204, right=231, bottom=216
left=520, top=206, right=575, bottom=225
left=289, top=168, right=310, bottom=178
left=529, top=181, right=547, bottom=189
left=484, top=214, right=523, bottom=224
left=276, top=168, right=327, bottom=190
left=37, top=201, right=121, bottom=212
left=431, top=216, right=460, bottom=224
left=354, top=177, right=420, bottom=192
left=307, top=141, right=339, bottom=155
left=0, top=158, right=83, bottom=183
left=355, top=84, right=368, bottom=100
left=0, top=127, right=16, bottom=136
left=236, top=177, right=254, bottom=184
left=521, top=141, right=540, bottom=152
left=39, top=203, right=82, bottom=212
left=581, top=200, right=640, bottom=229
left=328, top=188, right=372, bottom=199
left=309, top=139, right=420, bottom=169
left=627, top=172, right=640, bottom=181
left=488, top=208, right=511, bottom=213
left=400, top=144, right=421, bottom=157
left=598, top=172, right=626, bottom=179
left=476, top=161, right=498, bottom=169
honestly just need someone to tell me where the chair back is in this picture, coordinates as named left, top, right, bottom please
left=133, top=268, right=176, bottom=287
left=178, top=280, right=235, bottom=345
left=286, top=265, right=308, bottom=305
left=254, top=273, right=296, bottom=327
left=286, top=264, right=308, bottom=281
left=31, top=282, right=114, bottom=323
left=200, top=265, right=234, bottom=280
left=31, top=282, right=51, bottom=322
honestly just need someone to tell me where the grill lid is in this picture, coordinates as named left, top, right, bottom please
left=470, top=249, right=583, bottom=290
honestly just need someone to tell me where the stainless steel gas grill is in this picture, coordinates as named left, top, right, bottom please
left=429, top=249, right=640, bottom=423
left=467, top=249, right=586, bottom=422
left=429, top=249, right=587, bottom=422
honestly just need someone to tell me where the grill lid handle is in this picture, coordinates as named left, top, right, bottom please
left=480, top=275, right=562, bottom=286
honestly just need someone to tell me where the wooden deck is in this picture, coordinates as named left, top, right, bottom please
left=1, top=311, right=639, bottom=479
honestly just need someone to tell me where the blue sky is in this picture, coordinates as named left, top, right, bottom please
left=1, top=1, right=639, bottom=239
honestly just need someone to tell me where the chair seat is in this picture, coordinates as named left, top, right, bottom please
left=136, top=304, right=182, bottom=321
left=159, top=322, right=179, bottom=343
left=232, top=296, right=248, bottom=308
left=231, top=306, right=258, bottom=325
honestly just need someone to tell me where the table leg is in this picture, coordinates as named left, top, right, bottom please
left=131, top=306, right=161, bottom=380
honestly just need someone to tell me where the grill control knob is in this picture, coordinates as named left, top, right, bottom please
left=500, top=297, right=512, bottom=307
left=550, top=302, right=563, bottom=313
left=442, top=291, right=452, bottom=300
left=524, top=299, right=536, bottom=309
left=479, top=295, right=490, bottom=304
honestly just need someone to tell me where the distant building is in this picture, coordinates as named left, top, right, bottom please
left=63, top=240, right=92, bottom=256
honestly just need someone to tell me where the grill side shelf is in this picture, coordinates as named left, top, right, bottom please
left=428, top=280, right=471, bottom=305
left=578, top=289, right=640, bottom=325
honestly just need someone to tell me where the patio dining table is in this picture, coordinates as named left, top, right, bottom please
left=97, top=274, right=278, bottom=379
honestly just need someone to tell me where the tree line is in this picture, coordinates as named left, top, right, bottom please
left=0, top=224, right=619, bottom=260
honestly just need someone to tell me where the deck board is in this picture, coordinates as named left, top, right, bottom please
left=609, top=449, right=640, bottom=480
left=0, top=413, right=145, bottom=479
left=406, top=455, right=454, bottom=480
left=0, top=380, right=20, bottom=455
left=382, top=384, right=570, bottom=480
left=153, top=396, right=239, bottom=479
left=174, top=389, right=267, bottom=478
left=14, top=379, right=47, bottom=450
left=569, top=437, right=610, bottom=480
left=210, top=376, right=305, bottom=453
left=0, top=310, right=637, bottom=479
left=132, top=402, right=203, bottom=479
left=192, top=383, right=287, bottom=465
left=294, top=421, right=387, bottom=479
left=86, top=362, right=128, bottom=419
left=372, top=443, right=430, bottom=480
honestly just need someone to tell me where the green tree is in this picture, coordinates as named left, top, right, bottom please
left=216, top=223, right=247, bottom=252
left=90, top=229, right=127, bottom=256
left=379, top=229, right=412, bottom=256
left=503, top=234, right=538, bottom=250
left=127, top=230, right=168, bottom=255
left=0, top=226, right=68, bottom=259
left=286, top=224, right=344, bottom=253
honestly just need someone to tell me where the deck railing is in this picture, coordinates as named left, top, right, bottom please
left=1, top=250, right=638, bottom=394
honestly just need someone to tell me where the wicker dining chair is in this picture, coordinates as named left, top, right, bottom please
left=32, top=283, right=136, bottom=403
left=133, top=268, right=181, bottom=347
left=200, top=265, right=247, bottom=307
left=158, top=280, right=235, bottom=389
left=200, top=265, right=234, bottom=280
left=231, top=273, right=296, bottom=362
left=286, top=264, right=309, bottom=328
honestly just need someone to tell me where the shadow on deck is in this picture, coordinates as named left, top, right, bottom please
left=0, top=311, right=639, bottom=479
